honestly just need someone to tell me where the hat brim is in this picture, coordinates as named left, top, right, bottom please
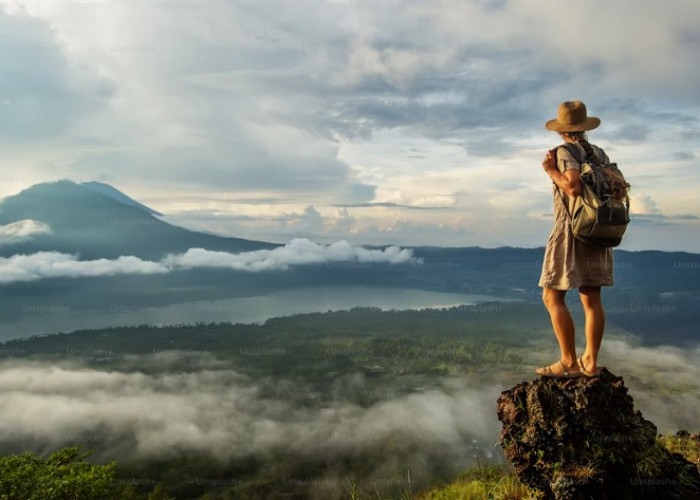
left=545, top=116, right=601, bottom=132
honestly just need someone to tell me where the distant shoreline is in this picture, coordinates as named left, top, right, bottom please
left=0, top=285, right=515, bottom=341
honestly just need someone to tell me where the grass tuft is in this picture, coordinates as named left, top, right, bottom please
left=415, top=464, right=537, bottom=500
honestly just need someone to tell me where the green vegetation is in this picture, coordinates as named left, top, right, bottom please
left=415, top=465, right=537, bottom=500
left=0, top=446, right=116, bottom=500
left=659, top=433, right=700, bottom=470
left=0, top=446, right=171, bottom=500
left=0, top=304, right=548, bottom=499
left=3, top=438, right=695, bottom=499
left=1, top=302, right=546, bottom=372
left=0, top=304, right=697, bottom=499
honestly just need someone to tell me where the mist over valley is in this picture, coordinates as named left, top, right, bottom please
left=0, top=181, right=698, bottom=498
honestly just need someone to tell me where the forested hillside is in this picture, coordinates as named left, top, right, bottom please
left=1, top=304, right=697, bottom=498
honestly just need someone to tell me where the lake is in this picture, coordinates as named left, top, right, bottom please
left=0, top=286, right=511, bottom=340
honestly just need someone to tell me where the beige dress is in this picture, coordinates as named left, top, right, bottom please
left=538, top=143, right=614, bottom=290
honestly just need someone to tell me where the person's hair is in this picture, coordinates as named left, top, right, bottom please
left=558, top=132, right=630, bottom=200
left=560, top=131, right=587, bottom=142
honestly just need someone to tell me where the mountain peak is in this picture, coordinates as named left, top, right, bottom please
left=81, top=181, right=163, bottom=216
left=1, top=180, right=162, bottom=217
left=0, top=180, right=150, bottom=226
left=0, top=179, right=272, bottom=260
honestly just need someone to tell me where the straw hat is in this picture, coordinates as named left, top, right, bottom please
left=545, top=100, right=600, bottom=132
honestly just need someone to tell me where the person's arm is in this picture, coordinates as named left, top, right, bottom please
left=542, top=149, right=581, bottom=197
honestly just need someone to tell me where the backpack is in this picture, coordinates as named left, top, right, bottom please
left=555, top=143, right=630, bottom=247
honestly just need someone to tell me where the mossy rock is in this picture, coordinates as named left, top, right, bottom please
left=497, top=369, right=700, bottom=499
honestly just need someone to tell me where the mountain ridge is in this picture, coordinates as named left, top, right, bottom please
left=0, top=180, right=275, bottom=260
left=81, top=181, right=163, bottom=216
left=1, top=180, right=699, bottom=346
left=3, top=180, right=700, bottom=256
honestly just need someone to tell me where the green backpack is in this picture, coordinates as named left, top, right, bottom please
left=556, top=143, right=630, bottom=248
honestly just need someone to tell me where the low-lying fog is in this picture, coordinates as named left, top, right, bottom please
left=0, top=338, right=697, bottom=491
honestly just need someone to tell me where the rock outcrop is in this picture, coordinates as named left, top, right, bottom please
left=497, top=368, right=700, bottom=499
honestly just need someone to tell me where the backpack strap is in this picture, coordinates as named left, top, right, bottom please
left=551, top=145, right=577, bottom=225
left=552, top=143, right=601, bottom=225
left=556, top=142, right=584, bottom=165
left=556, top=142, right=610, bottom=198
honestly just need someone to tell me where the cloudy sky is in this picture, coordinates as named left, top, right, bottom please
left=1, top=0, right=699, bottom=251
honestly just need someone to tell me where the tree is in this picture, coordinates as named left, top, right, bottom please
left=146, top=484, right=174, bottom=500
left=0, top=446, right=132, bottom=500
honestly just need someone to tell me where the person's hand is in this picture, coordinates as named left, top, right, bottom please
left=542, top=150, right=557, bottom=173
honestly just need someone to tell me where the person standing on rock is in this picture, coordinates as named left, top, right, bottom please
left=536, top=101, right=621, bottom=378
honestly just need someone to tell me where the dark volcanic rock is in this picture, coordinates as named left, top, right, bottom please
left=497, top=368, right=700, bottom=499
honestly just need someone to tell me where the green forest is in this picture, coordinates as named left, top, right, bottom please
left=0, top=302, right=698, bottom=499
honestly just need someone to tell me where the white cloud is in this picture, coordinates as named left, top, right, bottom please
left=165, top=238, right=417, bottom=271
left=338, top=30, right=454, bottom=88
left=0, top=220, right=51, bottom=245
left=0, top=1, right=699, bottom=250
left=630, top=194, right=661, bottom=216
left=0, top=252, right=168, bottom=284
left=0, top=356, right=503, bottom=477
left=0, top=239, right=418, bottom=283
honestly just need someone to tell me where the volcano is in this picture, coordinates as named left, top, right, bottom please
left=0, top=180, right=274, bottom=260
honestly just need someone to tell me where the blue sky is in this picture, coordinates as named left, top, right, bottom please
left=1, top=0, right=699, bottom=251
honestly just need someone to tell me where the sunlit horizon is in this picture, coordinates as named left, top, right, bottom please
left=1, top=1, right=699, bottom=252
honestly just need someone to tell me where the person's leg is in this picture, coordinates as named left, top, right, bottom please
left=537, top=287, right=579, bottom=375
left=578, top=286, right=604, bottom=373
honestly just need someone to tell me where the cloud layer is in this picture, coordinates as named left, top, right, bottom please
left=0, top=359, right=498, bottom=461
left=0, top=339, right=697, bottom=484
left=0, top=1, right=699, bottom=250
left=0, top=354, right=504, bottom=492
left=0, top=238, right=417, bottom=283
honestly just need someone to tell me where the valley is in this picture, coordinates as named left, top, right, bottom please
left=1, top=304, right=697, bottom=499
